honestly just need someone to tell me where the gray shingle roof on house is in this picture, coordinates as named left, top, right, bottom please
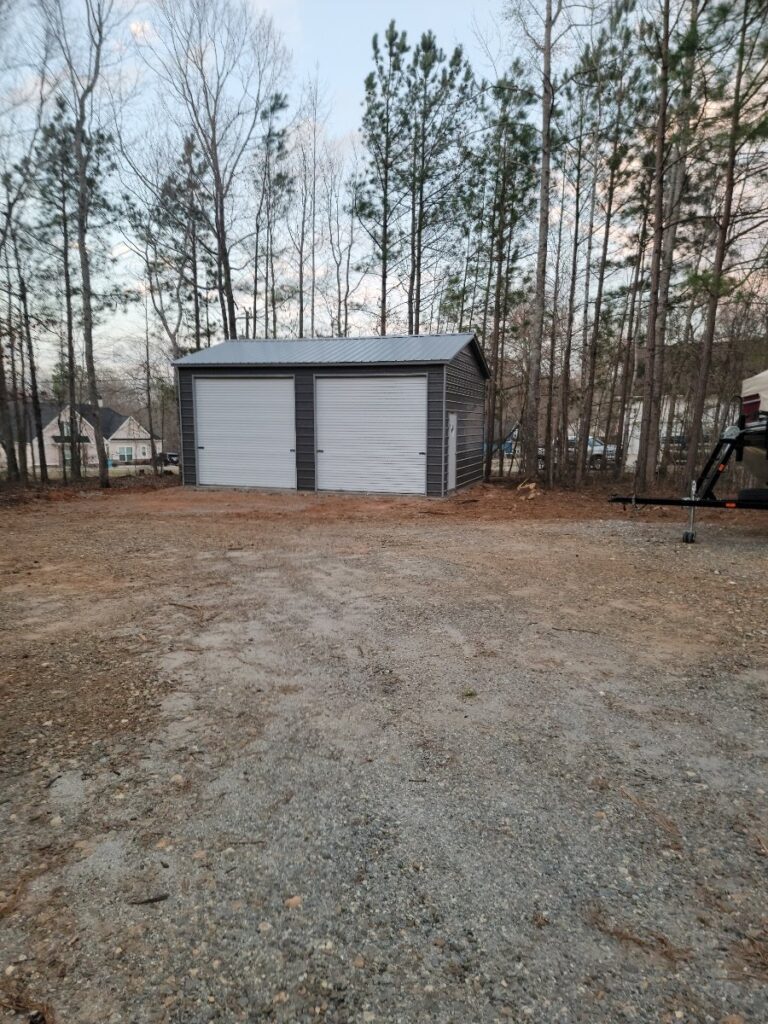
left=37, top=400, right=64, bottom=430
left=32, top=401, right=129, bottom=437
left=173, top=333, right=490, bottom=378
left=79, top=405, right=128, bottom=439
left=1, top=401, right=160, bottom=443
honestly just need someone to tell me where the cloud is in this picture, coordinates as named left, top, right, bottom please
left=130, top=19, right=156, bottom=44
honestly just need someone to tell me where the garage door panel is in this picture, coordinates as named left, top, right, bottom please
left=316, top=377, right=427, bottom=494
left=195, top=378, right=296, bottom=488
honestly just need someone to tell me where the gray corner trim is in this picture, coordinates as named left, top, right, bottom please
left=312, top=372, right=318, bottom=493
left=441, top=364, right=447, bottom=497
left=174, top=366, right=184, bottom=484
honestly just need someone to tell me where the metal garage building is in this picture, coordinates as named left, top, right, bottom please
left=174, top=333, right=489, bottom=496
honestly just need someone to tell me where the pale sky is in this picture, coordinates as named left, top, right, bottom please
left=41, top=1, right=512, bottom=376
left=261, top=0, right=508, bottom=137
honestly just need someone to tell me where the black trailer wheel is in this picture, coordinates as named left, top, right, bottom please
left=682, top=531, right=696, bottom=543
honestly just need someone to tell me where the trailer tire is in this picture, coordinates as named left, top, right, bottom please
left=737, top=488, right=768, bottom=501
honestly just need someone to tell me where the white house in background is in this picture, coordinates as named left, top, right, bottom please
left=622, top=396, right=725, bottom=470
left=0, top=401, right=162, bottom=476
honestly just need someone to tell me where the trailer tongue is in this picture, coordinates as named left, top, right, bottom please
left=610, top=418, right=768, bottom=542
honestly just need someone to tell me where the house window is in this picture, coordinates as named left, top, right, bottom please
left=117, top=446, right=133, bottom=462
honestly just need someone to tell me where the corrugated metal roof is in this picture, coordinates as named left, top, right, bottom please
left=174, top=333, right=486, bottom=373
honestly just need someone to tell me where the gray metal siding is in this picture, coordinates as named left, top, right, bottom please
left=175, top=363, right=446, bottom=496
left=445, top=344, right=486, bottom=491
left=178, top=369, right=196, bottom=485
left=295, top=370, right=315, bottom=490
left=427, top=366, right=445, bottom=497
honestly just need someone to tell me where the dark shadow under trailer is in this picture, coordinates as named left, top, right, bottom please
left=610, top=418, right=768, bottom=543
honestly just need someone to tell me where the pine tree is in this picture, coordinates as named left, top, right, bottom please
left=399, top=32, right=474, bottom=335
left=358, top=21, right=410, bottom=335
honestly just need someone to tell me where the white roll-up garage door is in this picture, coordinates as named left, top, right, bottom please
left=316, top=376, right=427, bottom=493
left=194, top=377, right=296, bottom=488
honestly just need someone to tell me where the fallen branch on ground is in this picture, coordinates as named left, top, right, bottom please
left=588, top=908, right=692, bottom=963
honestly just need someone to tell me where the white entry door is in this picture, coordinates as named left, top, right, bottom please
left=315, top=376, right=427, bottom=494
left=194, top=377, right=296, bottom=488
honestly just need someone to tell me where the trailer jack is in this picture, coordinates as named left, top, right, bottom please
left=610, top=421, right=768, bottom=542
left=682, top=482, right=698, bottom=544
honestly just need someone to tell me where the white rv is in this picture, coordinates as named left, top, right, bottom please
left=740, top=369, right=768, bottom=486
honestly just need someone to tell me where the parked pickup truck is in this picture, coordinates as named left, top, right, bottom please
left=567, top=436, right=617, bottom=468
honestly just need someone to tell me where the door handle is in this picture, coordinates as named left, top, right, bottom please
left=197, top=446, right=205, bottom=450
left=418, top=451, right=426, bottom=455
left=317, top=449, right=324, bottom=453
left=290, top=448, right=295, bottom=453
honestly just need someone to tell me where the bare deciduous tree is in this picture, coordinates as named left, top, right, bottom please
left=41, top=0, right=116, bottom=487
left=143, top=0, right=287, bottom=340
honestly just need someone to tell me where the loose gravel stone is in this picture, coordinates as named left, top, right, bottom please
left=1, top=485, right=766, bottom=1023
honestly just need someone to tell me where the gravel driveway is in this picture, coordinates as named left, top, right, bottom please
left=1, top=484, right=766, bottom=1023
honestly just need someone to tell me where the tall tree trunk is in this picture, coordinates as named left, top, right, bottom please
left=191, top=221, right=201, bottom=349
left=684, top=0, right=748, bottom=483
left=407, top=128, right=417, bottom=335
left=635, top=0, right=670, bottom=491
left=484, top=142, right=510, bottom=482
left=252, top=175, right=265, bottom=338
left=574, top=155, right=598, bottom=486
left=74, top=119, right=109, bottom=487
left=484, top=226, right=507, bottom=481
left=252, top=224, right=260, bottom=338
left=604, top=253, right=639, bottom=462
left=263, top=224, right=270, bottom=340
left=481, top=200, right=500, bottom=478
left=380, top=142, right=390, bottom=336
left=144, top=301, right=159, bottom=476
left=457, top=224, right=473, bottom=332
left=544, top=171, right=566, bottom=487
left=214, top=183, right=237, bottom=339
left=0, top=337, right=19, bottom=481
left=522, top=0, right=555, bottom=475
left=602, top=308, right=626, bottom=455
left=577, top=113, right=619, bottom=484
left=414, top=164, right=425, bottom=336
left=59, top=182, right=81, bottom=480
left=643, top=174, right=679, bottom=482
left=660, top=391, right=677, bottom=473
left=216, top=255, right=228, bottom=337
left=13, top=231, right=47, bottom=482
left=558, top=123, right=584, bottom=481
left=270, top=233, right=278, bottom=338
left=6, top=254, right=27, bottom=483
left=343, top=204, right=354, bottom=336
left=297, top=191, right=306, bottom=337
left=309, top=98, right=318, bottom=337
left=644, top=0, right=698, bottom=483
left=614, top=185, right=649, bottom=478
